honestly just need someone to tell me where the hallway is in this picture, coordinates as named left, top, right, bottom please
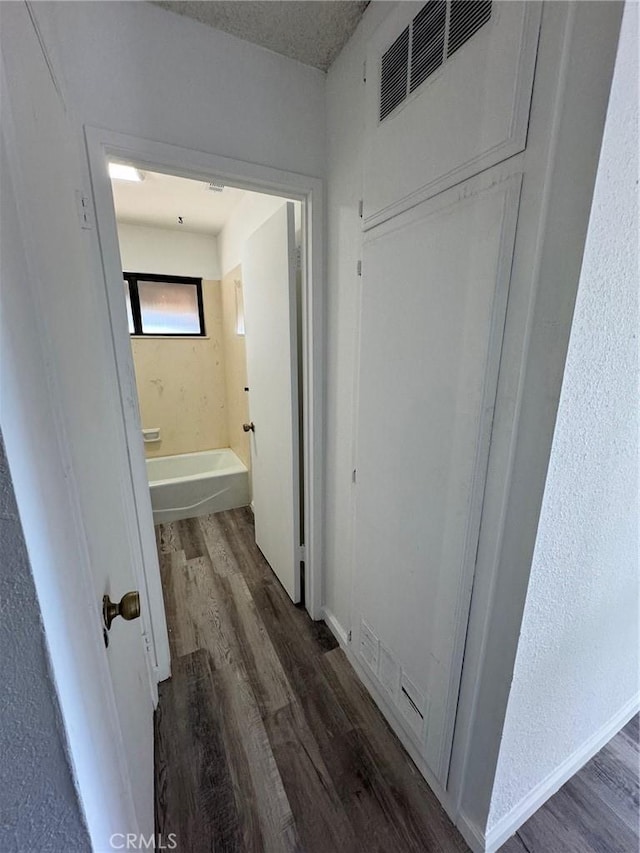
left=154, top=508, right=468, bottom=851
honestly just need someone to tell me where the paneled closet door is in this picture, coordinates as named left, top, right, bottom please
left=352, top=166, right=521, bottom=783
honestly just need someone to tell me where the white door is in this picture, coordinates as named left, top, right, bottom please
left=1, top=3, right=157, bottom=838
left=242, top=203, right=301, bottom=602
left=353, top=169, right=521, bottom=783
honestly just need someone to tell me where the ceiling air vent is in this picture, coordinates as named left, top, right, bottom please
left=447, top=0, right=492, bottom=57
left=410, top=0, right=446, bottom=93
left=380, top=25, right=410, bottom=121
left=379, top=1, right=492, bottom=122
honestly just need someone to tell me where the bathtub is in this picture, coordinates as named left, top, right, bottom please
left=146, top=448, right=250, bottom=525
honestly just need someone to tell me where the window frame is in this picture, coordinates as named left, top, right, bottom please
left=123, top=272, right=206, bottom=337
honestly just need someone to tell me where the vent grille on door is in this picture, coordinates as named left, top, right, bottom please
left=448, top=0, right=492, bottom=57
left=380, top=26, right=410, bottom=121
left=410, top=0, right=446, bottom=93
left=379, top=0, right=492, bottom=121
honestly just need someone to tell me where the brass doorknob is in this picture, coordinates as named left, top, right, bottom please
left=103, top=591, right=141, bottom=631
left=242, top=422, right=255, bottom=432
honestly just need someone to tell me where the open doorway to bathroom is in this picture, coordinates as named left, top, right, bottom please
left=108, top=163, right=305, bottom=607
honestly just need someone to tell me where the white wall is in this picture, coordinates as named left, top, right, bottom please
left=117, top=222, right=220, bottom=279
left=218, top=193, right=287, bottom=276
left=323, top=1, right=394, bottom=632
left=488, top=2, right=639, bottom=834
left=33, top=1, right=325, bottom=180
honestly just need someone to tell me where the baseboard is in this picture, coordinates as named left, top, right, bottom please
left=485, top=693, right=640, bottom=852
left=321, top=609, right=463, bottom=831
left=323, top=611, right=638, bottom=853
left=456, top=812, right=486, bottom=853
left=343, top=637, right=460, bottom=822
left=321, top=606, right=349, bottom=647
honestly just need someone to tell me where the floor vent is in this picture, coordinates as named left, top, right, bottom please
left=379, top=0, right=492, bottom=121
left=398, top=672, right=427, bottom=740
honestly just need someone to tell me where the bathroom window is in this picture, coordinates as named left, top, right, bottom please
left=123, top=273, right=205, bottom=336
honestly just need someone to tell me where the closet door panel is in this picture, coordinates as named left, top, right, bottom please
left=352, top=168, right=521, bottom=781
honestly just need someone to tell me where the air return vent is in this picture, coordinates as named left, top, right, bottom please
left=410, top=0, right=446, bottom=93
left=379, top=0, right=492, bottom=121
left=380, top=26, right=410, bottom=121
left=447, top=0, right=492, bottom=57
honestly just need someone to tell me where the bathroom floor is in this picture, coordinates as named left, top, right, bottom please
left=153, top=507, right=467, bottom=852
left=153, top=508, right=639, bottom=852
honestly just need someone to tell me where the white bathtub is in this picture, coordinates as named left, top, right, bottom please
left=146, top=448, right=250, bottom=525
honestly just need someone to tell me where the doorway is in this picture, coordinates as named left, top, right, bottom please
left=87, top=128, right=325, bottom=683
left=109, top=163, right=304, bottom=608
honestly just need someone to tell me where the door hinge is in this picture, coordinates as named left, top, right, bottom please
left=75, top=190, right=93, bottom=230
left=363, top=60, right=367, bottom=83
left=142, top=631, right=152, bottom=655
left=299, top=544, right=306, bottom=562
left=358, top=199, right=363, bottom=218
left=356, top=260, right=362, bottom=277
left=352, top=468, right=357, bottom=483
left=348, top=629, right=352, bottom=643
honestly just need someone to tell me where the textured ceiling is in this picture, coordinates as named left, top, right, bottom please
left=153, top=1, right=369, bottom=71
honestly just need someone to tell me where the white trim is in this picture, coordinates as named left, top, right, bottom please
left=84, top=129, right=326, bottom=659
left=484, top=695, right=640, bottom=853
left=455, top=813, right=486, bottom=853
left=322, top=606, right=349, bottom=648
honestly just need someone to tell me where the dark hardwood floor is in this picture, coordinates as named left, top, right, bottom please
left=154, top=507, right=639, bottom=852
left=154, top=507, right=468, bottom=852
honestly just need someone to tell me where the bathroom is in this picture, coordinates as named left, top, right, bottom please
left=110, top=164, right=304, bottom=600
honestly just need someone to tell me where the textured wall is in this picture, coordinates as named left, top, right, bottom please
left=0, top=434, right=90, bottom=852
left=488, top=3, right=639, bottom=829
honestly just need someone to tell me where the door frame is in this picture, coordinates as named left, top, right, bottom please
left=85, top=127, right=325, bottom=681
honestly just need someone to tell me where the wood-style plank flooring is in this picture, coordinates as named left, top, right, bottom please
left=154, top=507, right=468, bottom=852
left=154, top=507, right=639, bottom=852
